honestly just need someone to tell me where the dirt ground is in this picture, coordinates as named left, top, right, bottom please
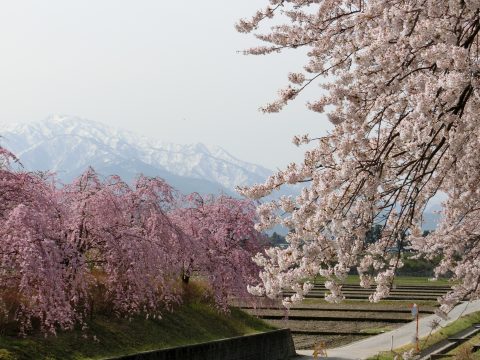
left=266, top=319, right=399, bottom=333
left=292, top=334, right=370, bottom=350
left=268, top=319, right=401, bottom=350
left=244, top=308, right=414, bottom=320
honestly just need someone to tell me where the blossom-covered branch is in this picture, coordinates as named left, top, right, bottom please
left=238, top=0, right=480, bottom=312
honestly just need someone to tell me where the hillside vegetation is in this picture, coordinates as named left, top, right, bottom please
left=0, top=300, right=274, bottom=360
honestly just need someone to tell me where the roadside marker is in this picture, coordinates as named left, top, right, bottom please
left=411, top=303, right=419, bottom=352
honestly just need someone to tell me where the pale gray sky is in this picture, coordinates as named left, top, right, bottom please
left=0, top=1, right=331, bottom=169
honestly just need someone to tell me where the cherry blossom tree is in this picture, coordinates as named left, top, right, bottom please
left=0, top=160, right=184, bottom=333
left=0, top=149, right=82, bottom=334
left=237, top=1, right=480, bottom=312
left=171, top=194, right=266, bottom=310
left=62, top=169, right=183, bottom=318
left=0, top=149, right=266, bottom=333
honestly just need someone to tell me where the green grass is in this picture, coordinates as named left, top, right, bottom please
left=370, top=311, right=480, bottom=360
left=313, top=275, right=451, bottom=286
left=446, top=332, right=480, bottom=357
left=391, top=276, right=451, bottom=286
left=0, top=302, right=276, bottom=360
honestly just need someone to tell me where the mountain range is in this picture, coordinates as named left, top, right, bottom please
left=0, top=115, right=273, bottom=196
left=0, top=114, right=441, bottom=230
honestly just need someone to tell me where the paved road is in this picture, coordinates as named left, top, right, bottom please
left=294, top=300, right=480, bottom=359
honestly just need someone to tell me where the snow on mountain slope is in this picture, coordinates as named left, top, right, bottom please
left=0, top=115, right=441, bottom=231
left=0, top=115, right=273, bottom=195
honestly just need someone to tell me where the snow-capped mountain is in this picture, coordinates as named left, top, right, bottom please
left=0, top=115, right=273, bottom=195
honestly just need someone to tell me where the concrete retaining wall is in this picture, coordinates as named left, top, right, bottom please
left=109, top=328, right=296, bottom=360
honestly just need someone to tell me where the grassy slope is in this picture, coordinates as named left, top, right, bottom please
left=0, top=303, right=275, bottom=360
left=371, top=311, right=480, bottom=360
left=446, top=332, right=480, bottom=357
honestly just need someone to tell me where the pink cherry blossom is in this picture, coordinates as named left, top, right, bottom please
left=0, top=150, right=265, bottom=333
left=171, top=193, right=266, bottom=310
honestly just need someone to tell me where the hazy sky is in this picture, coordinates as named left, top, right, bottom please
left=0, top=1, right=331, bottom=169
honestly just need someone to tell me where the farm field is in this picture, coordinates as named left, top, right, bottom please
left=240, top=277, right=451, bottom=350
left=316, top=275, right=451, bottom=286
